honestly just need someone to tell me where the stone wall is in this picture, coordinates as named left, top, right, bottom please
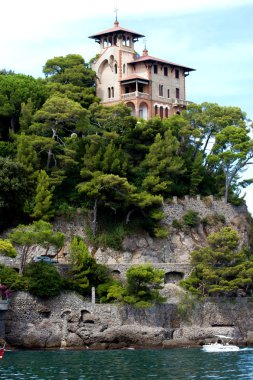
left=5, top=291, right=178, bottom=349
left=171, top=298, right=253, bottom=346
left=6, top=291, right=253, bottom=349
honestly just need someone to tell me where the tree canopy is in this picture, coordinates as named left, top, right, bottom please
left=181, top=227, right=253, bottom=297
left=9, top=220, right=64, bottom=274
left=0, top=52, right=252, bottom=243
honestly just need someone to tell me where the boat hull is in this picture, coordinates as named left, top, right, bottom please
left=202, top=343, right=240, bottom=352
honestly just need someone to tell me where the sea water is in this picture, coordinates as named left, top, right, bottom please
left=1, top=348, right=253, bottom=380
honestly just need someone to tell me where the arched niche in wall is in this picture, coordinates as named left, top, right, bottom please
left=164, top=271, right=184, bottom=284
left=98, top=59, right=109, bottom=77
left=112, top=269, right=121, bottom=280
left=139, top=102, right=148, bottom=120
left=126, top=102, right=136, bottom=116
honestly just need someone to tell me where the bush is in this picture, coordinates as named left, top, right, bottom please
left=183, top=210, right=199, bottom=227
left=0, top=239, right=17, bottom=257
left=106, top=264, right=166, bottom=308
left=86, top=223, right=126, bottom=250
left=0, top=264, right=27, bottom=291
left=203, top=196, right=213, bottom=208
left=201, top=213, right=226, bottom=226
left=66, top=236, right=113, bottom=297
left=172, top=219, right=183, bottom=229
left=153, top=226, right=168, bottom=238
left=24, top=262, right=63, bottom=298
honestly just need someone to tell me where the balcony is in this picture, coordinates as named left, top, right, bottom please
left=121, top=91, right=151, bottom=101
left=170, top=98, right=191, bottom=107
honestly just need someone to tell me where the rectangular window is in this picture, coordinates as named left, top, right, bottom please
left=154, top=65, right=158, bottom=74
left=176, top=88, right=180, bottom=99
left=167, top=89, right=170, bottom=98
left=164, top=67, right=168, bottom=76
left=175, top=69, right=179, bottom=79
left=159, top=84, right=164, bottom=97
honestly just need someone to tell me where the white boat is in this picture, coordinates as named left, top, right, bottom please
left=202, top=335, right=240, bottom=352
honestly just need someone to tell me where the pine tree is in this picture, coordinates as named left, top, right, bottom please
left=142, top=130, right=185, bottom=195
left=31, top=170, right=55, bottom=221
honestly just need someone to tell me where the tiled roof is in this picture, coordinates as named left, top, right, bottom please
left=130, top=55, right=195, bottom=71
left=120, top=75, right=149, bottom=82
left=89, top=24, right=145, bottom=39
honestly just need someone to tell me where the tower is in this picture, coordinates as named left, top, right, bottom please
left=89, top=20, right=195, bottom=119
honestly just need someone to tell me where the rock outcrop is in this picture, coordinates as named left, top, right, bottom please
left=5, top=291, right=253, bottom=349
left=5, top=292, right=177, bottom=349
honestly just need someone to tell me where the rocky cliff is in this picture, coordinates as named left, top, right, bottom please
left=3, top=197, right=253, bottom=349
left=5, top=292, right=253, bottom=349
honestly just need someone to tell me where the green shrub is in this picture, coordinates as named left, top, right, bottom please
left=203, top=196, right=213, bottom=208
left=56, top=202, right=77, bottom=220
left=24, top=262, right=63, bottom=298
left=86, top=223, right=126, bottom=250
left=153, top=226, right=168, bottom=238
left=201, top=213, right=226, bottom=226
left=0, top=264, right=27, bottom=291
left=183, top=210, right=199, bottom=227
left=172, top=219, right=183, bottom=229
left=0, top=239, right=17, bottom=258
left=213, top=213, right=226, bottom=224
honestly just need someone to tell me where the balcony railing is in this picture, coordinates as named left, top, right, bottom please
left=121, top=91, right=151, bottom=100
left=169, top=98, right=191, bottom=107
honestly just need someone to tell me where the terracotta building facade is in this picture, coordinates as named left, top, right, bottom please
left=89, top=20, right=195, bottom=120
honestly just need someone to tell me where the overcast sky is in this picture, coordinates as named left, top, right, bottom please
left=1, top=0, right=253, bottom=211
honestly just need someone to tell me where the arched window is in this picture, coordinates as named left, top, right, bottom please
left=114, top=64, right=118, bottom=74
left=123, top=64, right=126, bottom=74
left=160, top=106, right=163, bottom=119
left=159, top=84, right=163, bottom=97
left=108, top=87, right=111, bottom=98
left=165, top=108, right=168, bottom=118
left=155, top=105, right=158, bottom=116
left=111, top=87, right=114, bottom=98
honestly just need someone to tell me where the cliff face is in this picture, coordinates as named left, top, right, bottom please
left=4, top=197, right=253, bottom=349
left=93, top=197, right=250, bottom=284
left=5, top=292, right=178, bottom=349
left=5, top=292, right=253, bottom=349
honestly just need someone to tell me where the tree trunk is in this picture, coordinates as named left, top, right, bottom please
left=46, top=148, right=53, bottom=170
left=19, top=246, right=29, bottom=274
left=92, top=199, right=98, bottom=236
left=126, top=209, right=135, bottom=224
left=10, top=114, right=18, bottom=133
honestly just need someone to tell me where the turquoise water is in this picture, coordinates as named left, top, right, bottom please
left=1, top=348, right=253, bottom=380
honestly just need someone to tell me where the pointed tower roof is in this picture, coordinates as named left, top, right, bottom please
left=89, top=21, right=145, bottom=42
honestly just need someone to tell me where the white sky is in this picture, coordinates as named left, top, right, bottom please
left=1, top=0, right=253, bottom=211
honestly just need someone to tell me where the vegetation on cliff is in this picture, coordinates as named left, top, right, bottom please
left=0, top=230, right=165, bottom=306
left=1, top=54, right=253, bottom=305
left=0, top=55, right=252, bottom=238
left=181, top=227, right=253, bottom=297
